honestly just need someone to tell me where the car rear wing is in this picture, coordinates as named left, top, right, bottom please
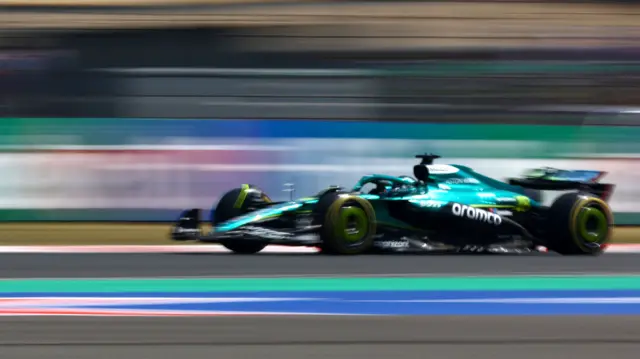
left=507, top=167, right=615, bottom=201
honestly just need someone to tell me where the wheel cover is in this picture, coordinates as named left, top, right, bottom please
left=336, top=205, right=369, bottom=245
left=570, top=197, right=613, bottom=250
left=323, top=195, right=376, bottom=253
left=578, top=206, right=608, bottom=243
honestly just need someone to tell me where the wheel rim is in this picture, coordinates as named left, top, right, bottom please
left=571, top=198, right=612, bottom=251
left=578, top=206, right=608, bottom=245
left=336, top=205, right=369, bottom=246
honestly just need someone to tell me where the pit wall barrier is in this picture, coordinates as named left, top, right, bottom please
left=1, top=117, right=640, bottom=224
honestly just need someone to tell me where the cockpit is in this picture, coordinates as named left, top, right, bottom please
left=353, top=172, right=426, bottom=197
left=351, top=154, right=478, bottom=197
left=354, top=178, right=419, bottom=197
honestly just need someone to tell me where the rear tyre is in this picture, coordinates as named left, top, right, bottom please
left=212, top=184, right=271, bottom=254
left=313, top=192, right=376, bottom=255
left=546, top=192, right=613, bottom=255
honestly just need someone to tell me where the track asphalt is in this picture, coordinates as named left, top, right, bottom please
left=2, top=316, right=640, bottom=359
left=2, top=250, right=640, bottom=359
left=0, top=252, right=639, bottom=278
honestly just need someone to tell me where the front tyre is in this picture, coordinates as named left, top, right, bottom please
left=212, top=184, right=271, bottom=254
left=546, top=192, right=613, bottom=255
left=314, top=192, right=376, bottom=255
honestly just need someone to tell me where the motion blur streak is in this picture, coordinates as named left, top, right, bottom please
left=0, top=123, right=639, bottom=222
left=1, top=1, right=640, bottom=358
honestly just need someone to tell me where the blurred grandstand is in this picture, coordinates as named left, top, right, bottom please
left=0, top=0, right=639, bottom=123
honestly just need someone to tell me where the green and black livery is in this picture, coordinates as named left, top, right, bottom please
left=171, top=154, right=615, bottom=256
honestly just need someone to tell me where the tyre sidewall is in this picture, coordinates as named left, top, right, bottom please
left=547, top=192, right=613, bottom=255
left=314, top=192, right=376, bottom=255
left=212, top=184, right=271, bottom=254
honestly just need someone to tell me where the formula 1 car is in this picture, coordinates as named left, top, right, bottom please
left=170, top=154, right=615, bottom=255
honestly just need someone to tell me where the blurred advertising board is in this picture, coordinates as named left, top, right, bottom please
left=1, top=118, right=640, bottom=224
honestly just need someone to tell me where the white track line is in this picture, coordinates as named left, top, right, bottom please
left=0, top=244, right=637, bottom=254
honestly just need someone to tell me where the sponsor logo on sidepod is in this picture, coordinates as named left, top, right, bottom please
left=452, top=203, right=502, bottom=225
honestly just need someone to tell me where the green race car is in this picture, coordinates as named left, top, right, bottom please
left=170, top=154, right=615, bottom=255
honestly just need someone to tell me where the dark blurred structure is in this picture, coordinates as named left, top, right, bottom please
left=1, top=0, right=640, bottom=123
